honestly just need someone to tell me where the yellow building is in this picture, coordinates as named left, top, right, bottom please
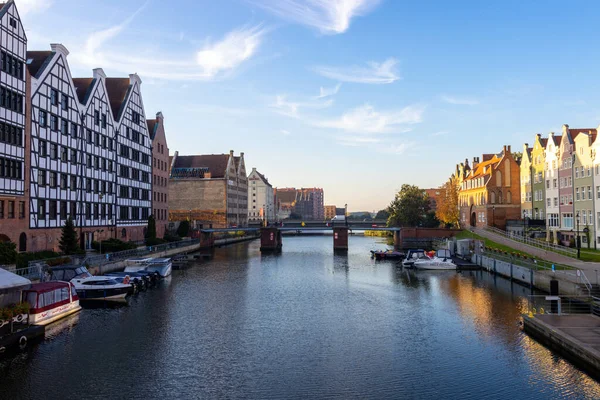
left=324, top=205, right=337, bottom=220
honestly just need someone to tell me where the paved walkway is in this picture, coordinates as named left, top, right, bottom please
left=472, top=228, right=600, bottom=282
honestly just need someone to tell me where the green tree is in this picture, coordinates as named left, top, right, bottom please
left=0, top=241, right=17, bottom=265
left=375, top=209, right=390, bottom=220
left=387, top=184, right=431, bottom=227
left=145, top=215, right=157, bottom=243
left=422, top=211, right=440, bottom=228
left=59, top=217, right=80, bottom=254
left=177, top=220, right=190, bottom=237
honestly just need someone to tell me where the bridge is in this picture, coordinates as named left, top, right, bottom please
left=195, top=225, right=460, bottom=253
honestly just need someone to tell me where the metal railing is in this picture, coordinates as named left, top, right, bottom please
left=527, top=295, right=600, bottom=315
left=1, top=264, right=43, bottom=280
left=483, top=226, right=578, bottom=257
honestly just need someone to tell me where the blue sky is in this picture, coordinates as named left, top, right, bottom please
left=18, top=0, right=600, bottom=211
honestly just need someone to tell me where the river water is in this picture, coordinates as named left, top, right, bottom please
left=2, top=235, right=600, bottom=399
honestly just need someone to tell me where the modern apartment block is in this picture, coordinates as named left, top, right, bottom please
left=0, top=1, right=168, bottom=252
left=149, top=112, right=169, bottom=238
left=0, top=0, right=28, bottom=249
left=324, top=205, right=336, bottom=220
left=247, top=167, right=274, bottom=224
left=274, top=187, right=324, bottom=221
left=169, top=150, right=247, bottom=228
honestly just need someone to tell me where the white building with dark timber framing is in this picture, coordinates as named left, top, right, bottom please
left=0, top=0, right=28, bottom=250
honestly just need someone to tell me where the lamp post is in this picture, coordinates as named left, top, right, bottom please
left=345, top=203, right=348, bottom=227
left=576, top=211, right=581, bottom=259
left=523, top=210, right=527, bottom=238
left=492, top=206, right=495, bottom=228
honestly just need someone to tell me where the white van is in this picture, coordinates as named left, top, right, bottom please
left=331, top=215, right=346, bottom=222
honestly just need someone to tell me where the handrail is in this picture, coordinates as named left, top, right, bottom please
left=580, top=270, right=593, bottom=295
left=483, top=226, right=578, bottom=257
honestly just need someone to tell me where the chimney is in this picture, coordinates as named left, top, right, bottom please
left=129, top=73, right=142, bottom=86
left=252, top=167, right=256, bottom=171
left=229, top=150, right=234, bottom=156
left=472, top=157, right=479, bottom=169
left=464, top=158, right=469, bottom=167
left=240, top=152, right=244, bottom=157
left=536, top=133, right=541, bottom=141
left=93, top=68, right=106, bottom=80
left=156, top=111, right=163, bottom=122
left=50, top=43, right=69, bottom=57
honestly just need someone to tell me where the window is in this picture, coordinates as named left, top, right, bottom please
left=50, top=89, right=58, bottom=106
left=61, top=94, right=68, bottom=110
left=588, top=186, right=592, bottom=200
left=49, top=171, right=57, bottom=188
left=85, top=203, right=91, bottom=219
left=575, top=166, right=579, bottom=178
left=71, top=123, right=78, bottom=138
left=547, top=197, right=551, bottom=207
left=50, top=143, right=58, bottom=160
left=50, top=114, right=58, bottom=131
left=37, top=199, right=45, bottom=219
left=94, top=110, right=100, bottom=126
left=120, top=206, right=128, bottom=220
left=61, top=146, right=68, bottom=162
left=0, top=200, right=3, bottom=218
left=70, top=175, right=77, bottom=190
left=132, top=111, right=141, bottom=124
left=576, top=188, right=580, bottom=201
left=9, top=17, right=16, bottom=28
left=142, top=189, right=149, bottom=200
left=95, top=132, right=100, bottom=146
left=70, top=202, right=76, bottom=218
left=87, top=154, right=92, bottom=167
left=8, top=201, right=14, bottom=218
left=553, top=179, right=557, bottom=188
left=93, top=204, right=99, bottom=219
left=94, top=179, right=99, bottom=193
left=546, top=180, right=550, bottom=189
left=60, top=201, right=67, bottom=219
left=61, top=119, right=68, bottom=135
left=548, top=213, right=559, bottom=227
left=60, top=173, right=67, bottom=189
left=562, top=213, right=573, bottom=229
left=38, top=169, right=46, bottom=185
left=39, top=140, right=47, bottom=156
left=86, top=178, right=91, bottom=192
left=87, top=130, right=92, bottom=144
left=101, top=113, right=107, bottom=128
left=71, top=149, right=77, bottom=164
left=19, top=201, right=24, bottom=219
left=49, top=201, right=57, bottom=219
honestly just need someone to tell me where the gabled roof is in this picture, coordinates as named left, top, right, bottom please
left=465, top=155, right=501, bottom=180
left=105, top=78, right=131, bottom=121
left=540, top=138, right=548, bottom=148
left=549, top=134, right=562, bottom=147
left=26, top=51, right=54, bottom=78
left=147, top=119, right=158, bottom=140
left=172, top=154, right=229, bottom=178
left=254, top=170, right=269, bottom=185
left=72, top=78, right=96, bottom=104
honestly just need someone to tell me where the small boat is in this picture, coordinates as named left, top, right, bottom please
left=371, top=250, right=405, bottom=260
left=402, top=249, right=427, bottom=268
left=71, top=276, right=132, bottom=301
left=413, top=249, right=457, bottom=270
left=145, top=258, right=172, bottom=278
left=123, top=257, right=154, bottom=273
left=22, top=281, right=82, bottom=326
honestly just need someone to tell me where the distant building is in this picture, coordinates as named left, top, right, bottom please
left=424, top=188, right=441, bottom=212
left=248, top=167, right=274, bottom=224
left=149, top=112, right=169, bottom=238
left=275, top=187, right=324, bottom=220
left=324, top=205, right=336, bottom=220
left=169, top=150, right=247, bottom=228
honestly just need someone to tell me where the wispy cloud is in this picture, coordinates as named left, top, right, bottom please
left=271, top=94, right=333, bottom=118
left=440, top=95, right=479, bottom=105
left=74, top=5, right=267, bottom=81
left=337, top=136, right=381, bottom=146
left=317, top=103, right=424, bottom=134
left=252, top=0, right=381, bottom=34
left=17, top=0, right=53, bottom=16
left=281, top=129, right=291, bottom=135
left=183, top=104, right=253, bottom=117
left=431, top=130, right=449, bottom=137
left=316, top=83, right=342, bottom=98
left=378, top=142, right=414, bottom=155
left=313, top=58, right=399, bottom=84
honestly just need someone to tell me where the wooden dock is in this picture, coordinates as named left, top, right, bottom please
left=522, top=314, right=600, bottom=377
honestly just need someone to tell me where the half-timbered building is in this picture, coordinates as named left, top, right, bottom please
left=0, top=0, right=28, bottom=249
left=106, top=74, right=152, bottom=242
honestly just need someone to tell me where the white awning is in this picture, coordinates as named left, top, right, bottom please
left=0, top=268, right=32, bottom=291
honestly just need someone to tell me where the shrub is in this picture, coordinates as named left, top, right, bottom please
left=0, top=241, right=17, bottom=265
left=177, top=220, right=190, bottom=237
left=92, top=239, right=137, bottom=253
left=145, top=237, right=166, bottom=246
left=16, top=250, right=62, bottom=269
left=163, top=233, right=182, bottom=242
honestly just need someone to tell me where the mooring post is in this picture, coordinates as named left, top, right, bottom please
left=260, top=227, right=282, bottom=252
left=393, top=230, right=401, bottom=250
left=550, top=279, right=559, bottom=314
left=199, top=231, right=214, bottom=249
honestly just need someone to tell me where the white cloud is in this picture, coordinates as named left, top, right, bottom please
left=16, top=0, right=52, bottom=16
left=430, top=130, right=449, bottom=137
left=313, top=58, right=399, bottom=84
left=73, top=5, right=267, bottom=81
left=281, top=129, right=291, bottom=135
left=271, top=94, right=333, bottom=118
left=378, top=143, right=414, bottom=155
left=440, top=94, right=479, bottom=105
left=316, top=83, right=341, bottom=98
left=253, top=0, right=381, bottom=34
left=318, top=103, right=424, bottom=134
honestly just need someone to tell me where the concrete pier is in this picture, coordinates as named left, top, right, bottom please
left=260, top=227, right=282, bottom=252
left=523, top=314, right=600, bottom=376
left=333, top=227, right=349, bottom=251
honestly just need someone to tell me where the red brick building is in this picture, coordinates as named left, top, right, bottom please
left=149, top=112, right=169, bottom=238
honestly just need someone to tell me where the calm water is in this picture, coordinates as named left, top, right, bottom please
left=2, top=236, right=600, bottom=399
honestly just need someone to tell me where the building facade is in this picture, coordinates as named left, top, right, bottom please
left=545, top=132, right=561, bottom=243
left=324, top=205, right=336, bottom=220
left=519, top=144, right=532, bottom=219
left=149, top=112, right=169, bottom=238
left=0, top=1, right=28, bottom=249
left=531, top=134, right=547, bottom=221
left=458, top=146, right=521, bottom=230
left=573, top=129, right=596, bottom=248
left=247, top=167, right=274, bottom=224
left=169, top=150, right=247, bottom=228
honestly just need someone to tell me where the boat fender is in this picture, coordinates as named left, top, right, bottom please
left=123, top=275, right=130, bottom=285
left=0, top=346, right=5, bottom=353
left=19, top=336, right=27, bottom=347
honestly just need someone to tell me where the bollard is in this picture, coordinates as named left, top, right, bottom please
left=550, top=279, right=559, bottom=314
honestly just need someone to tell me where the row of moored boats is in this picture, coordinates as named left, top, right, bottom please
left=370, top=249, right=457, bottom=270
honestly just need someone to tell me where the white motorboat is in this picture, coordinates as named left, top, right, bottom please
left=70, top=276, right=132, bottom=301
left=145, top=258, right=172, bottom=278
left=124, top=257, right=154, bottom=273
left=413, top=249, right=457, bottom=270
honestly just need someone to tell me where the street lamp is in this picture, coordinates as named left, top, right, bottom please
left=576, top=211, right=581, bottom=259
left=523, top=210, right=527, bottom=238
left=492, top=206, right=495, bottom=228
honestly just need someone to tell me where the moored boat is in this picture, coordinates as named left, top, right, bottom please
left=371, top=250, right=405, bottom=260
left=22, top=281, right=82, bottom=326
left=71, top=276, right=132, bottom=301
left=145, top=258, right=172, bottom=277
left=401, top=249, right=427, bottom=268
left=413, top=249, right=457, bottom=270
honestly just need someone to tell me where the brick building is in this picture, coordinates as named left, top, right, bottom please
left=457, top=145, right=521, bottom=229
left=149, top=112, right=169, bottom=238
left=169, top=150, right=247, bottom=228
left=274, top=187, right=324, bottom=220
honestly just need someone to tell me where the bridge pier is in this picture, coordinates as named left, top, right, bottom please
left=260, top=227, right=282, bottom=252
left=199, top=231, right=215, bottom=249
left=333, top=227, right=349, bottom=251
left=393, top=230, right=401, bottom=249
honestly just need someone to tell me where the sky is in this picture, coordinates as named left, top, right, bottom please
left=17, top=0, right=600, bottom=212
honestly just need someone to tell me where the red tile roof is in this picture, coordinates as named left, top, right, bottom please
left=105, top=78, right=131, bottom=121
left=72, top=78, right=95, bottom=104
left=465, top=155, right=501, bottom=180
left=26, top=51, right=53, bottom=78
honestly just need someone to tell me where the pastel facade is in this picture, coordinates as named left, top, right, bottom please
left=149, top=112, right=169, bottom=238
left=573, top=129, right=596, bottom=248
left=544, top=132, right=561, bottom=243
left=531, top=134, right=547, bottom=220
left=247, top=167, right=274, bottom=224
left=520, top=144, right=532, bottom=218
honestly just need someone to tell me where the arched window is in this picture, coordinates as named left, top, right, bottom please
left=490, top=192, right=496, bottom=204
left=507, top=191, right=512, bottom=204
left=498, top=191, right=503, bottom=204
left=496, top=171, right=502, bottom=187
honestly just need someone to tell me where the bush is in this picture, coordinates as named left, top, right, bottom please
left=0, top=241, right=17, bottom=265
left=177, top=220, right=190, bottom=237
left=569, top=238, right=576, bottom=248
left=92, top=239, right=138, bottom=253
left=145, top=237, right=166, bottom=246
left=163, top=233, right=182, bottom=242
left=16, top=250, right=62, bottom=269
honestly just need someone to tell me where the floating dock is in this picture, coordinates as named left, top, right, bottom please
left=522, top=314, right=600, bottom=376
